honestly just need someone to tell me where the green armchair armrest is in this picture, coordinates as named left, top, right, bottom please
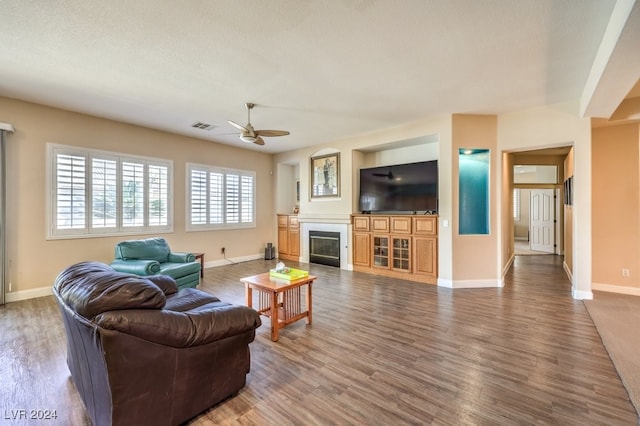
left=168, top=252, right=195, bottom=263
left=111, top=259, right=161, bottom=275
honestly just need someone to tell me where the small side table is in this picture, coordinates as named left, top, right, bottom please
left=241, top=272, right=316, bottom=342
left=193, top=253, right=204, bottom=278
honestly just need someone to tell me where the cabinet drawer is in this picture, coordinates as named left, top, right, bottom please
left=288, top=215, right=299, bottom=228
left=353, top=216, right=370, bottom=232
left=413, top=216, right=437, bottom=235
left=390, top=217, right=411, bottom=234
left=277, top=215, right=289, bottom=228
left=371, top=217, right=390, bottom=233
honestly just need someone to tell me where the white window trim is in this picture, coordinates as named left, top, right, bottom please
left=47, top=143, right=174, bottom=240
left=186, top=163, right=256, bottom=231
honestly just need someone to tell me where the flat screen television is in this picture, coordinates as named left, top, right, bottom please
left=359, top=160, right=438, bottom=213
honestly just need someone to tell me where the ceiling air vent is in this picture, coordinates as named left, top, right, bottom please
left=191, top=121, right=216, bottom=131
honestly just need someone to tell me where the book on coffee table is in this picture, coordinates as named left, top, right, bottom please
left=269, top=268, right=309, bottom=281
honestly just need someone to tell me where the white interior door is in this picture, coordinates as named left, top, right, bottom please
left=530, top=189, right=555, bottom=253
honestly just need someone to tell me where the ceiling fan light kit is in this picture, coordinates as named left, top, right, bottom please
left=227, top=102, right=289, bottom=146
left=240, top=135, right=258, bottom=143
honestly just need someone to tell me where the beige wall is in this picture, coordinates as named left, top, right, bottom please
left=592, top=123, right=640, bottom=291
left=451, top=114, right=498, bottom=282
left=1, top=97, right=275, bottom=298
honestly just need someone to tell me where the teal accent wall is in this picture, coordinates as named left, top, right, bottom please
left=459, top=149, right=490, bottom=235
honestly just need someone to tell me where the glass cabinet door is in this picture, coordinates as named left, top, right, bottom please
left=392, top=237, right=410, bottom=271
left=372, top=235, right=389, bottom=268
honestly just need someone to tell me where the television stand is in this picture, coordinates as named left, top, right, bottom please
left=351, top=214, right=438, bottom=284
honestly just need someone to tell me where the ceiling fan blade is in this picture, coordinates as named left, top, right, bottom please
left=373, top=169, right=394, bottom=179
left=255, top=129, right=290, bottom=137
left=253, top=136, right=265, bottom=146
left=228, top=120, right=249, bottom=132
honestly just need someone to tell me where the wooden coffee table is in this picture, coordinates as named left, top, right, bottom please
left=241, top=272, right=316, bottom=342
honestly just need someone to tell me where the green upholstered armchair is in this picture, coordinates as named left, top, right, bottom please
left=111, top=237, right=201, bottom=289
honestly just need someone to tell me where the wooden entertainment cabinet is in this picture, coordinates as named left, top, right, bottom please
left=351, top=214, right=438, bottom=284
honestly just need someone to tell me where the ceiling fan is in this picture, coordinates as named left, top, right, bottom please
left=227, top=102, right=289, bottom=146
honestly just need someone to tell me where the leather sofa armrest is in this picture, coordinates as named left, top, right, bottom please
left=111, top=259, right=161, bottom=275
left=168, top=252, right=195, bottom=263
left=95, top=303, right=261, bottom=348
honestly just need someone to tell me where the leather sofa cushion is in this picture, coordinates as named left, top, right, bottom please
left=95, top=301, right=260, bottom=347
left=164, top=288, right=220, bottom=312
left=117, top=237, right=170, bottom=262
left=54, top=261, right=166, bottom=319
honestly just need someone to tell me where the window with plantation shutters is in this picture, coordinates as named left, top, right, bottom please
left=56, top=153, right=86, bottom=230
left=122, top=161, right=145, bottom=228
left=92, top=157, right=117, bottom=228
left=241, top=175, right=254, bottom=224
left=187, top=164, right=255, bottom=230
left=148, top=165, right=168, bottom=226
left=190, top=169, right=208, bottom=225
left=48, top=144, right=172, bottom=239
left=209, top=172, right=224, bottom=224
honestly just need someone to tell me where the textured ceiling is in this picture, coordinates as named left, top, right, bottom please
left=1, top=0, right=638, bottom=153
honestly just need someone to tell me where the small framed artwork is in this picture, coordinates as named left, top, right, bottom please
left=310, top=153, right=340, bottom=198
left=564, top=176, right=573, bottom=206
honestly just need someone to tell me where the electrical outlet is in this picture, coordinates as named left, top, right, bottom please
left=622, top=268, right=630, bottom=277
left=221, top=247, right=225, bottom=255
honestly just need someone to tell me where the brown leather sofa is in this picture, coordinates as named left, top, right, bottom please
left=53, top=261, right=261, bottom=426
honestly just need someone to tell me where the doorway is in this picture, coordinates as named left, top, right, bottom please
left=512, top=158, right=567, bottom=257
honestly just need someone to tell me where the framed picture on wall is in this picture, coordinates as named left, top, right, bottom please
left=310, top=153, right=340, bottom=198
left=563, top=176, right=573, bottom=205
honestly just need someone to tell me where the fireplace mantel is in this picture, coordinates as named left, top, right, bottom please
left=297, top=214, right=351, bottom=225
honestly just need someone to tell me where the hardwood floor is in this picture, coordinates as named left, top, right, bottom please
left=1, top=255, right=637, bottom=425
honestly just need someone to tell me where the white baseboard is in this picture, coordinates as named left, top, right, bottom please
left=5, top=286, right=53, bottom=303
left=561, top=261, right=592, bottom=300
left=437, top=278, right=453, bottom=288
left=503, top=254, right=515, bottom=277
left=572, top=288, right=593, bottom=300
left=592, top=282, right=640, bottom=296
left=204, top=253, right=266, bottom=269
left=563, top=261, right=573, bottom=282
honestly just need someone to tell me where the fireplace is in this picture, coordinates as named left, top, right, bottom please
left=309, top=231, right=340, bottom=267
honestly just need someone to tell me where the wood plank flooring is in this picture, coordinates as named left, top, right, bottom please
left=0, top=255, right=637, bottom=425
